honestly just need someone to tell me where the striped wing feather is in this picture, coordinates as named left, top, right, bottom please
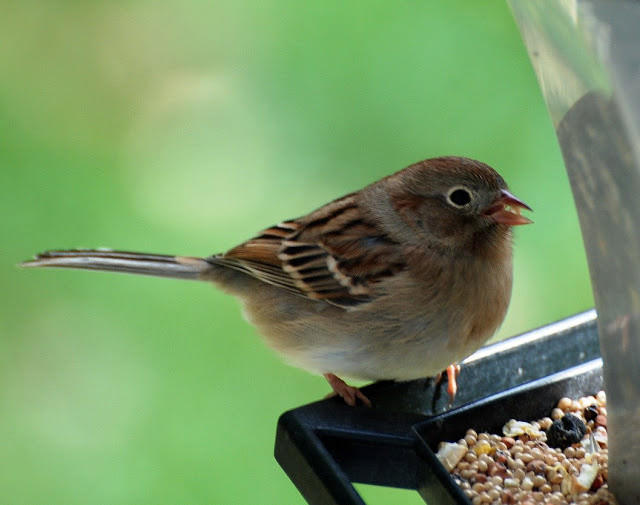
left=215, top=195, right=405, bottom=308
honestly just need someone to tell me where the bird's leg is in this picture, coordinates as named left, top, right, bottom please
left=445, top=363, right=461, bottom=405
left=323, top=373, right=372, bottom=407
left=432, top=363, right=461, bottom=411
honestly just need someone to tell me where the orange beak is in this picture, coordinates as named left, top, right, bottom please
left=485, top=189, right=533, bottom=226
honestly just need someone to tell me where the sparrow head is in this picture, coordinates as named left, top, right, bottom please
left=382, top=156, right=532, bottom=250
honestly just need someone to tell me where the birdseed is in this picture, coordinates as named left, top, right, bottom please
left=435, top=391, right=618, bottom=504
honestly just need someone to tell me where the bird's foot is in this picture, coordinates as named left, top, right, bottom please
left=323, top=373, right=372, bottom=407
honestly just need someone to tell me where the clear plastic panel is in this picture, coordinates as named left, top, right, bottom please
left=508, top=1, right=640, bottom=502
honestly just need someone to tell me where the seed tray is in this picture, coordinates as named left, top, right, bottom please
left=413, top=358, right=603, bottom=505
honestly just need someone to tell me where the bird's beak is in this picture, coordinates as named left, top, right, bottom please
left=485, top=189, right=533, bottom=226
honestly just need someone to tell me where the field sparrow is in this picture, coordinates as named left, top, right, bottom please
left=22, top=156, right=531, bottom=406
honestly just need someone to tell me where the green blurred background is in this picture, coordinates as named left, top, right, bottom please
left=1, top=1, right=593, bottom=504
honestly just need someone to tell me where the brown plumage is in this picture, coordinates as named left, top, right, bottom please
left=22, top=156, right=531, bottom=406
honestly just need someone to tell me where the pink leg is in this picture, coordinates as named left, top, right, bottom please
left=446, top=364, right=461, bottom=404
left=323, top=373, right=372, bottom=407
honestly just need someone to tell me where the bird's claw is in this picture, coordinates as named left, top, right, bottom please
left=323, top=372, right=372, bottom=407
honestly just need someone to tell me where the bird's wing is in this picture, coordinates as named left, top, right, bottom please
left=214, top=195, right=405, bottom=308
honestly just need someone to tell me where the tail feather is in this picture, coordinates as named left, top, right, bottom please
left=21, top=249, right=213, bottom=280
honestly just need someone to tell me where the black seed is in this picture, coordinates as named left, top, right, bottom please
left=584, top=404, right=599, bottom=422
left=546, top=413, right=587, bottom=449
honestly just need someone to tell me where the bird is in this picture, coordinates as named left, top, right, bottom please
left=21, top=156, right=532, bottom=407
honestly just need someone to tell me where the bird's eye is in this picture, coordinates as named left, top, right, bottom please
left=447, top=186, right=473, bottom=208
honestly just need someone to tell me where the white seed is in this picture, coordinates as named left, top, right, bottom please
left=436, top=442, right=467, bottom=472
